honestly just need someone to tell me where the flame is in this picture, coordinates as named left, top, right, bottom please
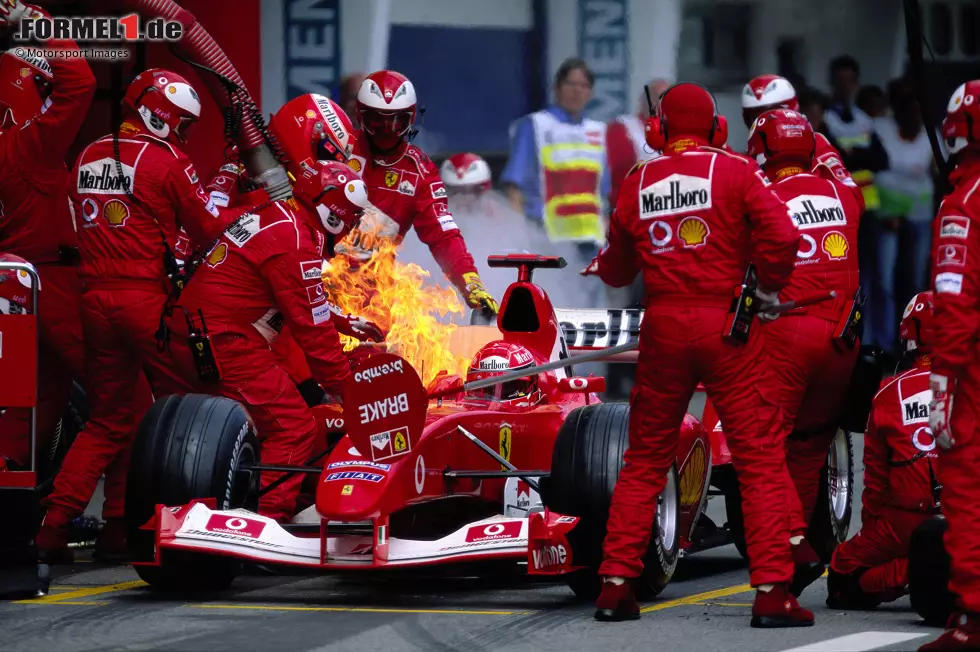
left=321, top=233, right=470, bottom=386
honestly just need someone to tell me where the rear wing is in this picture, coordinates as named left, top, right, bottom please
left=555, top=309, right=642, bottom=362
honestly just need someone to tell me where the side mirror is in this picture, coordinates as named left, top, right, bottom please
left=558, top=376, right=606, bottom=394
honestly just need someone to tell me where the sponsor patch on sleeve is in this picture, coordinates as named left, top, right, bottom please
left=940, top=215, right=970, bottom=239
left=936, top=243, right=968, bottom=268
left=209, top=190, right=230, bottom=208
left=312, top=303, right=332, bottom=325
left=437, top=214, right=458, bottom=232
left=936, top=271, right=964, bottom=295
left=184, top=163, right=199, bottom=185
left=300, top=260, right=323, bottom=281
left=306, top=283, right=326, bottom=305
left=430, top=181, right=447, bottom=199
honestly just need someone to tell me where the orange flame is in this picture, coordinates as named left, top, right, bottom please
left=322, top=236, right=470, bottom=385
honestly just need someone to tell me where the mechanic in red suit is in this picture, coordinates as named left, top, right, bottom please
left=746, top=109, right=865, bottom=593
left=920, top=79, right=980, bottom=651
left=0, top=2, right=95, bottom=469
left=827, top=291, right=938, bottom=609
left=741, top=75, right=860, bottom=198
left=171, top=160, right=372, bottom=521
left=583, top=83, right=808, bottom=627
left=37, top=68, right=232, bottom=562
left=335, top=70, right=497, bottom=316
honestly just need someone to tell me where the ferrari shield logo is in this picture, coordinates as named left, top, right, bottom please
left=393, top=430, right=408, bottom=452
left=499, top=424, right=512, bottom=470
left=384, top=170, right=399, bottom=188
left=341, top=484, right=353, bottom=496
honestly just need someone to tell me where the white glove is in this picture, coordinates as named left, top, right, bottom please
left=930, top=373, right=956, bottom=450
left=755, top=288, right=781, bottom=322
left=334, top=204, right=400, bottom=262
left=0, top=1, right=42, bottom=25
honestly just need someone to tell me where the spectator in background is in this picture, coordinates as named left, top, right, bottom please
left=607, top=79, right=669, bottom=206
left=870, top=78, right=941, bottom=351
left=800, top=87, right=834, bottom=142
left=501, top=58, right=609, bottom=306
left=856, top=84, right=888, bottom=120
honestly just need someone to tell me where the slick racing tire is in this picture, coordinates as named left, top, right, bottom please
left=909, top=515, right=955, bottom=627
left=545, top=403, right=680, bottom=601
left=809, top=430, right=854, bottom=563
left=126, top=394, right=259, bottom=593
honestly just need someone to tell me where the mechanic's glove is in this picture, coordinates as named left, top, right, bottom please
left=930, top=373, right=956, bottom=450
left=462, top=272, right=498, bottom=315
left=580, top=255, right=600, bottom=277
left=328, top=304, right=386, bottom=342
left=296, top=378, right=327, bottom=408
left=0, top=1, right=43, bottom=25
left=754, top=287, right=781, bottom=322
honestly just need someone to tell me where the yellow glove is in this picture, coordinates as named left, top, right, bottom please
left=462, top=272, right=498, bottom=314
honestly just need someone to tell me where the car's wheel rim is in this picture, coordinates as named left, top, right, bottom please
left=827, top=430, right=850, bottom=523
left=657, top=468, right=678, bottom=555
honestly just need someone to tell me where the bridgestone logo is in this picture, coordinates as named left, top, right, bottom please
left=640, top=174, right=712, bottom=219
left=786, top=195, right=846, bottom=230
left=77, top=161, right=133, bottom=195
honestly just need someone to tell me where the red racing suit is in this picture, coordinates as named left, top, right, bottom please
left=764, top=169, right=864, bottom=537
left=830, top=361, right=936, bottom=598
left=930, top=155, right=980, bottom=613
left=173, top=201, right=350, bottom=520
left=42, top=127, right=228, bottom=529
left=594, top=143, right=799, bottom=586
left=349, top=133, right=477, bottom=292
left=0, top=29, right=95, bottom=467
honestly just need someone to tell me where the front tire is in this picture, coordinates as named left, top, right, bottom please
left=125, top=394, right=259, bottom=592
left=809, top=430, right=854, bottom=562
left=545, top=403, right=680, bottom=600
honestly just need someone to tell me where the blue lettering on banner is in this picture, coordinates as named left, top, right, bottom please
left=577, top=0, right=629, bottom=123
left=325, top=471, right=384, bottom=483
left=284, top=0, right=340, bottom=99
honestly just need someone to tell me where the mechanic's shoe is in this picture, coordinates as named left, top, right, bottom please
left=750, top=584, right=814, bottom=628
left=93, top=519, right=129, bottom=563
left=919, top=612, right=980, bottom=651
left=35, top=524, right=73, bottom=565
left=790, top=539, right=825, bottom=597
left=594, top=578, right=640, bottom=622
left=825, top=567, right=882, bottom=610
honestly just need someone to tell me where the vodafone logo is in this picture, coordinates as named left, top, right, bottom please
left=913, top=426, right=937, bottom=453
left=225, top=517, right=248, bottom=530
left=204, top=514, right=267, bottom=539
left=649, top=220, right=673, bottom=248
left=464, top=520, right=523, bottom=543
left=797, top=234, right=817, bottom=261
left=568, top=377, right=588, bottom=390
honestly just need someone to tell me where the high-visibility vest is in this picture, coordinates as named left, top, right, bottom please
left=530, top=110, right=606, bottom=244
left=826, top=108, right=881, bottom=211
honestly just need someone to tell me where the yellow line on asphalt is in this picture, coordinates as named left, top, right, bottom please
left=696, top=602, right=754, bottom=607
left=641, top=583, right=754, bottom=613
left=190, top=604, right=527, bottom=616
left=12, top=580, right=146, bottom=604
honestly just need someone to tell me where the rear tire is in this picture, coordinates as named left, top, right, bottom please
left=909, top=515, right=955, bottom=627
left=545, top=403, right=680, bottom=601
left=125, top=394, right=259, bottom=592
left=808, top=430, right=854, bottom=563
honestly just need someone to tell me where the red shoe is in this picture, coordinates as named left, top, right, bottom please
left=36, top=524, right=73, bottom=565
left=790, top=540, right=826, bottom=597
left=920, top=613, right=980, bottom=651
left=750, top=584, right=815, bottom=628
left=594, top=579, right=640, bottom=622
left=94, top=519, right=129, bottom=563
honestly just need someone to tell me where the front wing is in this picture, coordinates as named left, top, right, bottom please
left=139, top=500, right=581, bottom=574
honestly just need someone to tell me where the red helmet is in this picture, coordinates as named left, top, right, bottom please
left=440, top=153, right=492, bottom=194
left=943, top=80, right=980, bottom=156
left=269, top=94, right=355, bottom=179
left=899, top=291, right=934, bottom=354
left=122, top=69, right=201, bottom=143
left=747, top=109, right=815, bottom=169
left=356, top=70, right=418, bottom=151
left=465, top=341, right=544, bottom=408
left=0, top=48, right=53, bottom=127
left=741, top=74, right=799, bottom=128
left=292, top=160, right=369, bottom=239
left=645, top=82, right=727, bottom=151
left=0, top=253, right=36, bottom=314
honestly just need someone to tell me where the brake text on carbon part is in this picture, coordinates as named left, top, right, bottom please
left=358, top=393, right=409, bottom=424
left=354, top=359, right=403, bottom=384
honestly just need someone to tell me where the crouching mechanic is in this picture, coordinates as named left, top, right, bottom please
left=337, top=71, right=497, bottom=316
left=747, top=109, right=864, bottom=594
left=37, top=68, right=230, bottom=562
left=583, top=83, right=808, bottom=627
left=171, top=160, right=371, bottom=521
left=920, top=80, right=980, bottom=651
left=827, top=292, right=938, bottom=609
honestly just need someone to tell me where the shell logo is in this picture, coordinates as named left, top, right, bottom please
left=680, top=443, right=707, bottom=506
left=18, top=67, right=29, bottom=78
left=104, top=199, right=130, bottom=226
left=306, top=109, right=316, bottom=119
left=207, top=242, right=228, bottom=267
left=822, top=231, right=848, bottom=259
left=347, top=183, right=356, bottom=193
left=348, top=158, right=362, bottom=173
left=678, top=217, right=709, bottom=247
left=167, top=85, right=177, bottom=94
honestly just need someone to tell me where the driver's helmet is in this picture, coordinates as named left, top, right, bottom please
left=465, top=341, right=544, bottom=407
left=0, top=253, right=36, bottom=315
left=899, top=290, right=934, bottom=354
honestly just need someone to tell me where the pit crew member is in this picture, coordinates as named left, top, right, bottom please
left=827, top=291, right=937, bottom=609
left=336, top=70, right=496, bottom=315
left=0, top=2, right=95, bottom=469
left=37, top=68, right=230, bottom=562
left=920, top=79, right=980, bottom=651
left=747, top=109, right=864, bottom=594
left=440, top=152, right=493, bottom=214
left=583, top=83, right=807, bottom=627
